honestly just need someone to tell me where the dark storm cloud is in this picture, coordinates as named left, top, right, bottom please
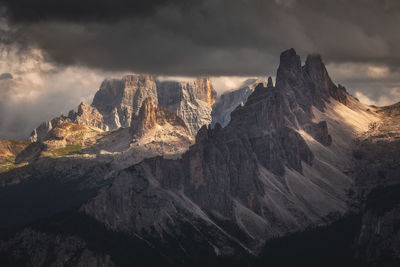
left=0, top=0, right=398, bottom=76
left=0, top=0, right=192, bottom=22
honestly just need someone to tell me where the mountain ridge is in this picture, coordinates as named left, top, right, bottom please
left=82, top=48, right=357, bottom=257
left=1, top=49, right=400, bottom=266
left=29, top=76, right=217, bottom=142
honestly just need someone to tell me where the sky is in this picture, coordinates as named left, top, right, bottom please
left=1, top=0, right=400, bottom=139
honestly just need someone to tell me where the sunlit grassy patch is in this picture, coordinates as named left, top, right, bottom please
left=41, top=144, right=83, bottom=158
left=0, top=156, right=17, bottom=173
left=0, top=163, right=17, bottom=173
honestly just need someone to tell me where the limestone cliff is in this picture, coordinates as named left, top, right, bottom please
left=157, top=77, right=217, bottom=135
left=68, top=103, right=106, bottom=131
left=29, top=102, right=106, bottom=142
left=30, top=75, right=217, bottom=142
left=92, top=74, right=158, bottom=129
left=189, top=77, right=217, bottom=106
left=131, top=98, right=190, bottom=139
left=18, top=122, right=105, bottom=164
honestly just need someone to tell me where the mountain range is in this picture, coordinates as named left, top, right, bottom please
left=0, top=49, right=400, bottom=266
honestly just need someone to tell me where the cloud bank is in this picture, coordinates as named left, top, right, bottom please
left=2, top=0, right=400, bottom=75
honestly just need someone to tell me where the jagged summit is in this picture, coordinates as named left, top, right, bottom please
left=93, top=75, right=216, bottom=134
left=212, top=49, right=350, bottom=131
left=67, top=102, right=106, bottom=131
left=29, top=102, right=107, bottom=143
left=277, top=48, right=302, bottom=78
left=276, top=48, right=349, bottom=114
left=92, top=74, right=159, bottom=129
left=30, top=75, right=217, bottom=142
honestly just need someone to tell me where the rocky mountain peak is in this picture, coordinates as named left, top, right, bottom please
left=29, top=102, right=106, bottom=142
left=227, top=49, right=343, bottom=149
left=131, top=98, right=190, bottom=138
left=276, top=48, right=302, bottom=84
left=68, top=102, right=106, bottom=131
left=77, top=102, right=89, bottom=112
left=304, top=54, right=349, bottom=106
left=304, top=53, right=324, bottom=70
left=30, top=75, right=215, bottom=142
left=157, top=77, right=217, bottom=135
left=304, top=54, right=328, bottom=80
left=304, top=54, right=335, bottom=98
left=192, top=77, right=217, bottom=105
left=92, top=74, right=158, bottom=129
left=274, top=48, right=349, bottom=114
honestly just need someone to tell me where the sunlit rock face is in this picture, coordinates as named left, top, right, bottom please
left=29, top=103, right=106, bottom=143
left=276, top=49, right=348, bottom=117
left=19, top=121, right=105, bottom=164
left=131, top=97, right=192, bottom=140
left=30, top=74, right=159, bottom=142
left=157, top=77, right=217, bottom=135
left=93, top=75, right=216, bottom=136
left=68, top=103, right=106, bottom=131
left=30, top=75, right=216, bottom=142
left=190, top=77, right=217, bottom=106
left=92, top=74, right=158, bottom=130
left=211, top=52, right=349, bottom=130
left=29, top=120, right=54, bottom=143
